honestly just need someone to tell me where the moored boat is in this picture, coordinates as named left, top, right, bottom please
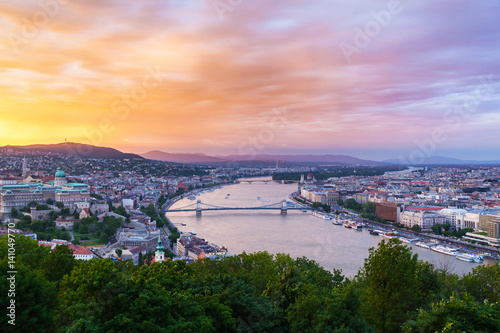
left=431, top=245, right=459, bottom=256
left=415, top=241, right=431, bottom=249
left=398, top=237, right=411, bottom=244
left=456, top=253, right=483, bottom=263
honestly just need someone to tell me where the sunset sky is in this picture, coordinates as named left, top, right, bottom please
left=1, top=0, right=499, bottom=160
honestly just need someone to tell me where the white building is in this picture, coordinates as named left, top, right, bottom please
left=438, top=208, right=467, bottom=230
left=399, top=211, right=446, bottom=230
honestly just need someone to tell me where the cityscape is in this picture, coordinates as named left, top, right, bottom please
left=2, top=0, right=500, bottom=332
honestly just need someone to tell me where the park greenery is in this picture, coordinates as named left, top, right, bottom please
left=2, top=235, right=499, bottom=332
left=72, top=215, right=124, bottom=245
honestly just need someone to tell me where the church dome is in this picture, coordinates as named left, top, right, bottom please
left=55, top=170, right=66, bottom=178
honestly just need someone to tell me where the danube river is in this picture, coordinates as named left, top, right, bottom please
left=167, top=178, right=494, bottom=277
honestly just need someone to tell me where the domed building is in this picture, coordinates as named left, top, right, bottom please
left=54, top=169, right=67, bottom=187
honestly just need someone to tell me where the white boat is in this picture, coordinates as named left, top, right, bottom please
left=332, top=219, right=342, bottom=225
left=323, top=215, right=332, bottom=220
left=181, top=223, right=186, bottom=226
left=382, top=232, right=397, bottom=239
left=431, top=245, right=459, bottom=256
left=415, top=241, right=431, bottom=249
left=190, top=232, right=196, bottom=235
left=399, top=237, right=411, bottom=244
left=456, top=253, right=483, bottom=263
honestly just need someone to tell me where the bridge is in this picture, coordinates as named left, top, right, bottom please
left=166, top=199, right=313, bottom=216
left=239, top=179, right=299, bottom=184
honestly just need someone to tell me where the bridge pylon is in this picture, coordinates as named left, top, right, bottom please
left=196, top=200, right=202, bottom=216
left=280, top=199, right=287, bottom=215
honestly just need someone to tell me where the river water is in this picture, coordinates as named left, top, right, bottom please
left=167, top=178, right=494, bottom=277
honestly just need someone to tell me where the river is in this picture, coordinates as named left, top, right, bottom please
left=167, top=177, right=495, bottom=277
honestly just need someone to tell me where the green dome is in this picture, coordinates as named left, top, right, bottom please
left=55, top=170, right=66, bottom=178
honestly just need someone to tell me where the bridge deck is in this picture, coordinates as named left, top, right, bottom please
left=167, top=207, right=312, bottom=212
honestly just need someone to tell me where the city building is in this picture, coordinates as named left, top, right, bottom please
left=38, top=239, right=96, bottom=261
left=0, top=169, right=90, bottom=220
left=399, top=211, right=446, bottom=230
left=375, top=202, right=403, bottom=223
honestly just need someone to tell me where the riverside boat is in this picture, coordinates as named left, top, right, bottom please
left=350, top=222, right=362, bottom=230
left=332, top=219, right=342, bottom=225
left=431, top=245, right=459, bottom=256
left=415, top=241, right=432, bottom=249
left=456, top=253, right=483, bottom=263
left=398, top=237, right=411, bottom=244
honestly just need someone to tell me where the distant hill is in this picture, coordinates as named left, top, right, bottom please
left=141, top=150, right=225, bottom=163
left=0, top=143, right=144, bottom=160
left=142, top=150, right=386, bottom=165
left=219, top=154, right=387, bottom=166
left=383, top=156, right=500, bottom=166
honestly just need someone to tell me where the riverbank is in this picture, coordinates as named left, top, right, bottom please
left=290, top=191, right=500, bottom=260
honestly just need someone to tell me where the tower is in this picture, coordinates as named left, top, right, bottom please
left=22, top=157, right=28, bottom=177
left=54, top=169, right=67, bottom=187
left=155, top=234, right=165, bottom=262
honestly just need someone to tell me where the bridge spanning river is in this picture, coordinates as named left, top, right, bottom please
left=166, top=199, right=312, bottom=216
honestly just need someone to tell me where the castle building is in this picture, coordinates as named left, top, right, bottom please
left=0, top=169, right=90, bottom=220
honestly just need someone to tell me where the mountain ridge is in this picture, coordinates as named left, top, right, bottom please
left=0, top=143, right=144, bottom=160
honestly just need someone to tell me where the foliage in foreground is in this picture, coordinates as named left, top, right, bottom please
left=1, top=235, right=499, bottom=333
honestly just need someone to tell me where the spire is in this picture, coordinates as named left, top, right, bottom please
left=155, top=233, right=165, bottom=263
left=156, top=234, right=164, bottom=252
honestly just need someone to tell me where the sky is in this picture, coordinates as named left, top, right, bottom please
left=0, top=0, right=499, bottom=161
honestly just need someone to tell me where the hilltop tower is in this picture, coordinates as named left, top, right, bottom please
left=22, top=157, right=28, bottom=177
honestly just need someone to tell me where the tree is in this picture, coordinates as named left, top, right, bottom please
left=116, top=249, right=123, bottom=258
left=431, top=223, right=442, bottom=235
left=411, top=225, right=421, bottom=232
left=10, top=208, right=19, bottom=218
left=46, top=198, right=54, bottom=205
left=460, top=263, right=500, bottom=303
left=357, top=239, right=440, bottom=333
left=0, top=259, right=57, bottom=332
left=403, top=293, right=500, bottom=333
left=41, top=245, right=76, bottom=283
left=55, top=202, right=64, bottom=209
